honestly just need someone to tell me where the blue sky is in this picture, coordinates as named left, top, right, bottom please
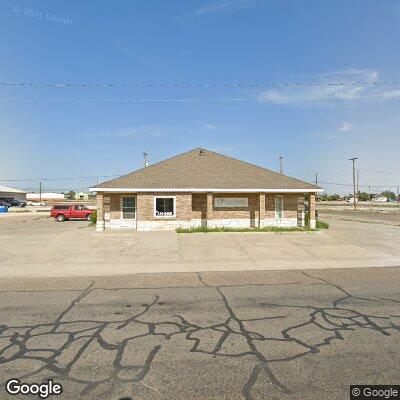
left=1, top=0, right=400, bottom=194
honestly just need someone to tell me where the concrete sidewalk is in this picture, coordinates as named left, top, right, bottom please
left=1, top=214, right=399, bottom=278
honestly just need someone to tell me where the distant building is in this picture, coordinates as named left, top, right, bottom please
left=74, top=192, right=89, bottom=200
left=0, top=185, right=27, bottom=201
left=27, top=192, right=66, bottom=201
left=372, top=196, right=388, bottom=202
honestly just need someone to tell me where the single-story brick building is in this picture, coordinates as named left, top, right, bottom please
left=89, top=148, right=322, bottom=231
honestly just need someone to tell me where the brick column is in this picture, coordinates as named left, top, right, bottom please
left=297, top=195, right=305, bottom=227
left=308, top=194, right=316, bottom=229
left=96, top=193, right=105, bottom=231
left=259, top=193, right=265, bottom=228
left=206, top=193, right=213, bottom=227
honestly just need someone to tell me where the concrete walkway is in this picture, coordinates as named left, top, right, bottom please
left=1, top=214, right=399, bottom=278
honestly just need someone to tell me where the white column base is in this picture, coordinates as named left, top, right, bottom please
left=96, top=221, right=105, bottom=232
left=309, top=219, right=316, bottom=229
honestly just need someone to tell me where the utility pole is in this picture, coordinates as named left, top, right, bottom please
left=39, top=182, right=42, bottom=202
left=349, top=157, right=358, bottom=211
left=356, top=169, right=360, bottom=195
left=143, top=152, right=149, bottom=168
left=315, top=172, right=318, bottom=186
left=278, top=156, right=283, bottom=174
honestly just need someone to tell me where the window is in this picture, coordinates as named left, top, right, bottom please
left=54, top=205, right=69, bottom=210
left=275, top=195, right=283, bottom=219
left=74, top=205, right=87, bottom=210
left=155, top=196, right=175, bottom=217
left=122, top=197, right=136, bottom=219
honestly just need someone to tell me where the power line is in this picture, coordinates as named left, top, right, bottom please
left=0, top=174, right=121, bottom=182
left=359, top=169, right=400, bottom=176
left=1, top=80, right=400, bottom=88
left=320, top=181, right=396, bottom=188
left=0, top=97, right=251, bottom=103
left=287, top=168, right=351, bottom=174
left=2, top=92, right=400, bottom=103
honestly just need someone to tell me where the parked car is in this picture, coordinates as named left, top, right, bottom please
left=27, top=201, right=46, bottom=206
left=0, top=200, right=11, bottom=208
left=51, top=204, right=93, bottom=222
left=10, top=199, right=27, bottom=207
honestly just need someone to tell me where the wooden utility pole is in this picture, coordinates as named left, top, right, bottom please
left=349, top=158, right=358, bottom=211
left=356, top=169, right=360, bottom=194
left=315, top=172, right=318, bottom=186
left=278, top=156, right=283, bottom=174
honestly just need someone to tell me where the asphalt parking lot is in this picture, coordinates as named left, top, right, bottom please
left=1, top=211, right=400, bottom=399
left=0, top=212, right=399, bottom=278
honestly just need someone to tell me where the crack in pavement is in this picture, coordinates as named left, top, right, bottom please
left=0, top=272, right=399, bottom=399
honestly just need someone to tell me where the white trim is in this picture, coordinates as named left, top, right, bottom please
left=154, top=195, right=176, bottom=218
left=90, top=187, right=323, bottom=193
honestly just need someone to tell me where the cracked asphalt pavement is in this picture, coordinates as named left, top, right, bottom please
left=1, top=267, right=400, bottom=400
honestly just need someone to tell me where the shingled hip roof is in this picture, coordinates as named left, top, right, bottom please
left=90, top=148, right=322, bottom=192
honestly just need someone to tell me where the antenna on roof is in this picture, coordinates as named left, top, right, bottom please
left=278, top=156, right=283, bottom=174
left=143, top=152, right=149, bottom=167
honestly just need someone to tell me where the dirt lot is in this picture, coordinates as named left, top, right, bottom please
left=1, top=212, right=399, bottom=278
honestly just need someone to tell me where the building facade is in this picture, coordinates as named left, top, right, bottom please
left=0, top=185, right=27, bottom=202
left=90, top=148, right=322, bottom=231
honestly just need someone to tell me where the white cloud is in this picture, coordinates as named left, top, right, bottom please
left=203, top=123, right=217, bottom=131
left=338, top=122, right=354, bottom=132
left=258, top=69, right=400, bottom=105
left=185, top=0, right=283, bottom=17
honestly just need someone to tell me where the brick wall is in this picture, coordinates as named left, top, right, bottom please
left=265, top=194, right=298, bottom=218
left=97, top=191, right=308, bottom=230
left=192, top=193, right=207, bottom=220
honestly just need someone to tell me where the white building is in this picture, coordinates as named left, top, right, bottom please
left=27, top=192, right=66, bottom=201
left=74, top=192, right=90, bottom=200
left=0, top=185, right=27, bottom=201
left=372, top=196, right=388, bottom=203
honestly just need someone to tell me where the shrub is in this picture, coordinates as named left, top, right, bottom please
left=90, top=210, right=97, bottom=225
left=316, top=219, right=329, bottom=229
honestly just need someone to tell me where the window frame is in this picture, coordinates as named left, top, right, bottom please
left=275, top=195, right=283, bottom=219
left=154, top=195, right=176, bottom=218
left=121, top=196, right=136, bottom=220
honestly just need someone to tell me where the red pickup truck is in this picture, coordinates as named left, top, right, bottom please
left=51, top=204, right=93, bottom=222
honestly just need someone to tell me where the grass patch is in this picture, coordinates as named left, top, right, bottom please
left=176, top=226, right=313, bottom=233
left=316, top=219, right=329, bottom=229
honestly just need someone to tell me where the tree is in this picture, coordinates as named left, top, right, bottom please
left=330, top=194, right=341, bottom=201
left=67, top=191, right=76, bottom=200
left=358, top=192, right=371, bottom=201
left=380, top=191, right=396, bottom=201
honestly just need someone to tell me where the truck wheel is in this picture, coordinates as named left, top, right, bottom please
left=86, top=214, right=91, bottom=221
left=56, top=214, right=65, bottom=222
